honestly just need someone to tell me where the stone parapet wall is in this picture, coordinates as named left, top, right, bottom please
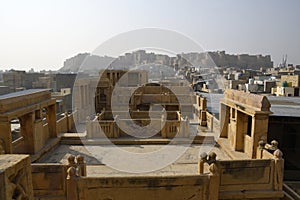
left=31, top=164, right=68, bottom=199
left=67, top=174, right=211, bottom=200
left=56, top=112, right=77, bottom=133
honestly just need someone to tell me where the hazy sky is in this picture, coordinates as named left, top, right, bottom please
left=0, top=0, right=299, bottom=71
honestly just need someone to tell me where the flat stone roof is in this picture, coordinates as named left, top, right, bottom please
left=0, top=89, right=50, bottom=99
left=267, top=96, right=300, bottom=117
left=0, top=89, right=55, bottom=119
left=36, top=144, right=231, bottom=176
left=198, top=92, right=300, bottom=118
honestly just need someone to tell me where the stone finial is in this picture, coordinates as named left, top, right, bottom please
left=76, top=155, right=84, bottom=164
left=258, top=140, right=265, bottom=149
left=198, top=152, right=218, bottom=174
left=263, top=140, right=279, bottom=152
left=270, top=140, right=279, bottom=150
left=200, top=152, right=208, bottom=161
left=68, top=155, right=76, bottom=166
left=67, top=167, right=77, bottom=179
left=76, top=155, right=86, bottom=176
left=207, top=152, right=217, bottom=165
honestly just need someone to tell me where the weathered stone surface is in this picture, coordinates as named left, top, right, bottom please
left=224, top=89, right=271, bottom=111
left=0, top=89, right=57, bottom=154
left=0, top=154, right=34, bottom=200
left=220, top=89, right=272, bottom=158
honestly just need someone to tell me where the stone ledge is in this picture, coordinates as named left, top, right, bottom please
left=59, top=134, right=215, bottom=145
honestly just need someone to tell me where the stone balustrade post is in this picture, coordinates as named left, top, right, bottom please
left=76, top=155, right=86, bottom=176
left=66, top=167, right=79, bottom=200
left=257, top=140, right=265, bottom=159
left=198, top=152, right=207, bottom=174
left=208, top=162, right=220, bottom=200
left=208, top=152, right=219, bottom=200
left=0, top=122, right=12, bottom=154
left=273, top=149, right=284, bottom=191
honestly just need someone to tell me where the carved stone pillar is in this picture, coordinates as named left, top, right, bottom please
left=251, top=114, right=269, bottom=158
left=235, top=110, right=245, bottom=151
left=200, top=97, right=207, bottom=111
left=47, top=104, right=57, bottom=138
left=0, top=122, right=12, bottom=153
left=20, top=112, right=35, bottom=154
left=200, top=110, right=207, bottom=126
left=220, top=104, right=230, bottom=138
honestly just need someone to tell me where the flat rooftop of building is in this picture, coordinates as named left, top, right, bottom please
left=267, top=95, right=300, bottom=117
left=36, top=143, right=231, bottom=176
left=0, top=89, right=50, bottom=99
left=198, top=92, right=300, bottom=117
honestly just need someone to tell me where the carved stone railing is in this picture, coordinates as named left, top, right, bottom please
left=86, top=114, right=188, bottom=139
left=66, top=169, right=212, bottom=200
left=198, top=150, right=284, bottom=199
